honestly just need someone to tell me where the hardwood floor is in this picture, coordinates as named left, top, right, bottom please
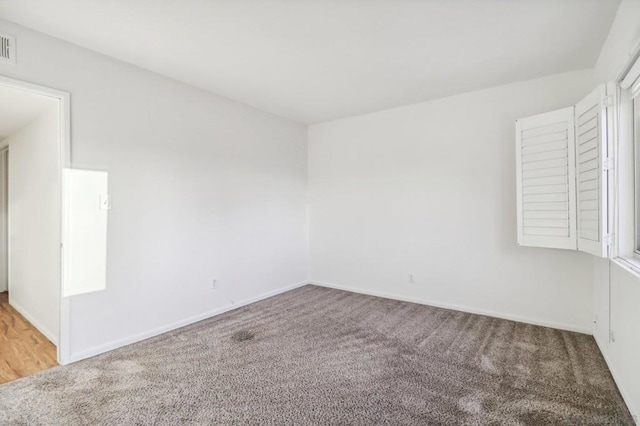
left=0, top=292, right=58, bottom=384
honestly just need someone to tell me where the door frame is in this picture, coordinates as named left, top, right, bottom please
left=0, top=74, right=71, bottom=365
left=0, top=147, right=7, bottom=294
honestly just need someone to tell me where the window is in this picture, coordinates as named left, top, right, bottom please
left=614, top=55, right=640, bottom=264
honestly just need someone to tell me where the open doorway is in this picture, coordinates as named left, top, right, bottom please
left=0, top=76, right=70, bottom=382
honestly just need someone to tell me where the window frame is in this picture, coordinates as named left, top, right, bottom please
left=613, top=54, right=640, bottom=274
left=633, top=82, right=640, bottom=258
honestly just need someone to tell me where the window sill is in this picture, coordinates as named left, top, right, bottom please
left=612, top=256, right=640, bottom=280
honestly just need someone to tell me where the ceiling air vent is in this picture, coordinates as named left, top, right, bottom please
left=0, top=33, right=16, bottom=65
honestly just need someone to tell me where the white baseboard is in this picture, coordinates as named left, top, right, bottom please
left=69, top=280, right=309, bottom=363
left=310, top=281, right=592, bottom=335
left=9, top=297, right=59, bottom=345
left=594, top=333, right=638, bottom=424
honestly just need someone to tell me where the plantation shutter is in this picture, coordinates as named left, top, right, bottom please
left=515, top=107, right=577, bottom=250
left=575, top=85, right=610, bottom=257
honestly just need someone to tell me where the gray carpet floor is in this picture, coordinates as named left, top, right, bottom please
left=0, top=285, right=634, bottom=425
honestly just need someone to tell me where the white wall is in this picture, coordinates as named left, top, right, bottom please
left=0, top=19, right=309, bottom=361
left=592, top=0, right=640, bottom=420
left=593, top=258, right=640, bottom=421
left=4, top=106, right=60, bottom=343
left=594, top=0, right=640, bottom=83
left=309, top=70, right=596, bottom=333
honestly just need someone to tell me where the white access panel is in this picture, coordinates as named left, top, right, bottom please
left=63, top=169, right=108, bottom=297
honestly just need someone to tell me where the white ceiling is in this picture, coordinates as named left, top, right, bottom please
left=0, top=0, right=620, bottom=124
left=0, top=85, right=57, bottom=140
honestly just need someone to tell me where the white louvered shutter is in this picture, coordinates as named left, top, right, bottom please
left=516, top=107, right=577, bottom=250
left=575, top=86, right=610, bottom=257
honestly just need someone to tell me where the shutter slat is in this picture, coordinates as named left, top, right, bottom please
left=577, top=104, right=598, bottom=125
left=522, top=167, right=567, bottom=179
left=578, top=115, right=597, bottom=135
left=579, top=189, right=598, bottom=201
left=581, top=210, right=598, bottom=220
left=523, top=227, right=569, bottom=237
left=523, top=210, right=568, bottom=219
left=578, top=148, right=598, bottom=163
left=524, top=218, right=568, bottom=228
left=523, top=201, right=568, bottom=211
left=522, top=140, right=567, bottom=155
left=578, top=127, right=598, bottom=144
left=521, top=121, right=567, bottom=138
left=524, top=193, right=567, bottom=203
left=522, top=148, right=567, bottom=163
left=578, top=158, right=598, bottom=173
left=578, top=138, right=597, bottom=154
left=579, top=169, right=598, bottom=182
left=522, top=175, right=567, bottom=187
left=521, top=132, right=567, bottom=147
left=579, top=178, right=598, bottom=191
left=580, top=199, right=598, bottom=210
left=523, top=184, right=567, bottom=195
left=522, top=158, right=568, bottom=171
left=580, top=219, right=599, bottom=231
left=580, top=229, right=599, bottom=241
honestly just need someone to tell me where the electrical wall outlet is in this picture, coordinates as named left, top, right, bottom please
left=610, top=330, right=616, bottom=343
left=408, top=273, right=415, bottom=284
left=211, top=278, right=218, bottom=289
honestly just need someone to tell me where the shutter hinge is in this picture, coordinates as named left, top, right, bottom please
left=603, top=95, right=613, bottom=108
left=603, top=157, right=615, bottom=171
left=604, top=233, right=614, bottom=246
